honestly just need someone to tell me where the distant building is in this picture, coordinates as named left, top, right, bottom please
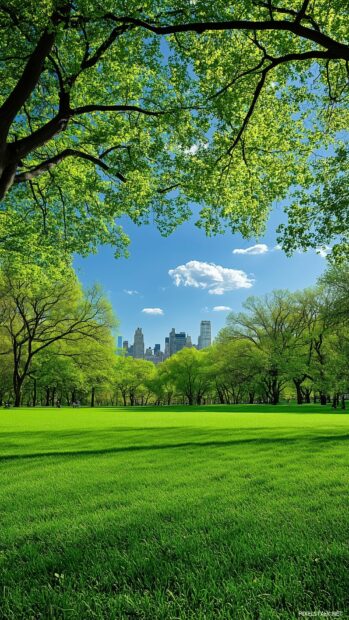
left=185, top=335, right=192, bottom=348
left=133, top=328, right=144, bottom=359
left=169, top=328, right=187, bottom=356
left=164, top=337, right=170, bottom=357
left=123, top=340, right=128, bottom=350
left=116, top=335, right=123, bottom=355
left=144, top=346, right=154, bottom=362
left=198, top=320, right=211, bottom=349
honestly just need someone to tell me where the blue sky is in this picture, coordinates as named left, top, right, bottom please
left=74, top=205, right=327, bottom=351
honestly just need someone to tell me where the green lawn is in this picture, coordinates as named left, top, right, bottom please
left=0, top=405, right=348, bottom=619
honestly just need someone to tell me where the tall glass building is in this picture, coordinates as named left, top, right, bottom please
left=198, top=320, right=211, bottom=349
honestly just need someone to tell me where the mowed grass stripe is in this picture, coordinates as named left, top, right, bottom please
left=0, top=406, right=348, bottom=619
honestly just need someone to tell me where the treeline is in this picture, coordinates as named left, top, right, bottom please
left=0, top=260, right=348, bottom=408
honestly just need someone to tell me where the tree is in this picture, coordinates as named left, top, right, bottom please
left=220, top=291, right=310, bottom=404
left=29, top=348, right=84, bottom=406
left=114, top=357, right=155, bottom=406
left=0, top=260, right=115, bottom=406
left=0, top=1, right=348, bottom=260
left=319, top=265, right=349, bottom=324
left=147, top=363, right=177, bottom=406
left=70, top=334, right=117, bottom=407
left=163, top=348, right=210, bottom=405
left=208, top=341, right=265, bottom=404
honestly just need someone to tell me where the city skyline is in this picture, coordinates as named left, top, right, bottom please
left=122, top=320, right=212, bottom=362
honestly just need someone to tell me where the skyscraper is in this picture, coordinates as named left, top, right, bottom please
left=169, top=328, right=176, bottom=356
left=169, top=328, right=187, bottom=356
left=133, top=327, right=145, bottom=359
left=198, top=320, right=211, bottom=349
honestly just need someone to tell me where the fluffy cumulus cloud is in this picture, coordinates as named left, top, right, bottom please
left=141, top=307, right=164, bottom=315
left=233, top=244, right=269, bottom=255
left=213, top=306, right=232, bottom=312
left=168, top=260, right=254, bottom=295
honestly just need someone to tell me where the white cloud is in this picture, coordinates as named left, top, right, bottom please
left=141, top=308, right=164, bottom=315
left=213, top=306, right=232, bottom=312
left=168, top=260, right=254, bottom=295
left=316, top=245, right=331, bottom=258
left=233, top=244, right=269, bottom=255
left=124, top=289, right=140, bottom=296
left=183, top=141, right=209, bottom=156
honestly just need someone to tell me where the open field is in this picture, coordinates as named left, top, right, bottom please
left=0, top=405, right=348, bottom=619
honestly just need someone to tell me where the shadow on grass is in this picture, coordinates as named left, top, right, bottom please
left=1, top=433, right=348, bottom=462
left=120, top=404, right=348, bottom=415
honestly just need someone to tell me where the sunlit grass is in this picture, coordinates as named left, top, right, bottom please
left=0, top=405, right=348, bottom=619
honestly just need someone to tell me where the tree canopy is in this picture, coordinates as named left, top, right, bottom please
left=0, top=1, right=348, bottom=261
left=0, top=257, right=116, bottom=405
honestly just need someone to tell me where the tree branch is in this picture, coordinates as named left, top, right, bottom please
left=224, top=50, right=332, bottom=157
left=106, top=16, right=349, bottom=60
left=253, top=1, right=320, bottom=31
left=71, top=104, right=167, bottom=116
left=0, top=4, right=70, bottom=139
left=14, top=149, right=127, bottom=183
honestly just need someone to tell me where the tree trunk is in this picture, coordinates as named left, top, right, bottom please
left=320, top=393, right=327, bottom=406
left=293, top=378, right=303, bottom=405
left=341, top=395, right=346, bottom=410
left=14, top=384, right=21, bottom=407
left=270, top=376, right=280, bottom=405
left=303, top=388, right=311, bottom=404
left=51, top=387, right=56, bottom=407
left=187, top=394, right=194, bottom=405
left=91, top=386, right=95, bottom=407
left=13, top=368, right=23, bottom=407
left=33, top=379, right=37, bottom=407
left=45, top=387, right=50, bottom=406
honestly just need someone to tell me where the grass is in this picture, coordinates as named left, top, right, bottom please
left=0, top=404, right=348, bottom=619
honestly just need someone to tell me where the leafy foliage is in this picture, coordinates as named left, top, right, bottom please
left=0, top=1, right=348, bottom=260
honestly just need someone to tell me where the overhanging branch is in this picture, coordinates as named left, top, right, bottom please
left=14, top=149, right=127, bottom=184
left=105, top=15, right=349, bottom=61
